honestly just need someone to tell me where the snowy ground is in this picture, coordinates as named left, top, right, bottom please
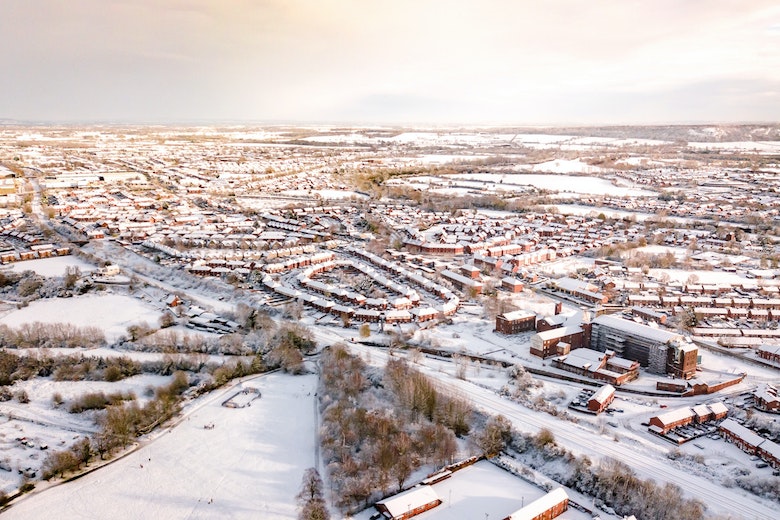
left=6, top=256, right=97, bottom=277
left=398, top=172, right=654, bottom=197
left=352, top=460, right=592, bottom=520
left=0, top=373, right=173, bottom=494
left=647, top=268, right=758, bottom=286
left=0, top=293, right=164, bottom=343
left=345, top=342, right=779, bottom=519
left=279, top=189, right=368, bottom=200
left=3, top=372, right=318, bottom=520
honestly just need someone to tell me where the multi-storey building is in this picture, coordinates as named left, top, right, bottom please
left=590, top=314, right=698, bottom=379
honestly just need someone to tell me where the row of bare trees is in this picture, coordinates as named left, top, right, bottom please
left=0, top=322, right=105, bottom=349
left=0, top=350, right=142, bottom=387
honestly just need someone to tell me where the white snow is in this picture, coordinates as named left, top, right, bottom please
left=688, top=141, right=780, bottom=154
left=0, top=294, right=163, bottom=342
left=353, top=460, right=591, bottom=520
left=502, top=174, right=653, bottom=196
left=0, top=373, right=174, bottom=493
left=279, top=189, right=368, bottom=200
left=7, top=256, right=97, bottom=277
left=3, top=373, right=318, bottom=520
left=531, top=159, right=603, bottom=174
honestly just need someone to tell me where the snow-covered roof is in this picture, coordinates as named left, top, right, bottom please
left=720, top=418, right=765, bottom=447
left=758, top=344, right=780, bottom=356
left=753, top=384, right=779, bottom=403
left=592, top=314, right=681, bottom=344
left=540, top=315, right=566, bottom=326
left=376, top=485, right=440, bottom=518
left=555, top=277, right=598, bottom=293
left=506, top=487, right=568, bottom=520
left=590, top=384, right=615, bottom=405
left=559, top=348, right=605, bottom=370
left=500, top=309, right=536, bottom=321
left=760, top=438, right=780, bottom=461
left=707, top=402, right=729, bottom=416
left=653, top=407, right=695, bottom=426
left=536, top=326, right=583, bottom=342
left=606, top=357, right=637, bottom=370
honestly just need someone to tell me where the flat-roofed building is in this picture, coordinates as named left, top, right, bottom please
left=590, top=314, right=698, bottom=379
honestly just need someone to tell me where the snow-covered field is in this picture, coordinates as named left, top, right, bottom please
left=647, top=268, right=756, bottom=286
left=0, top=294, right=163, bottom=342
left=0, top=373, right=173, bottom=493
left=688, top=141, right=780, bottom=154
left=279, top=189, right=368, bottom=200
left=3, top=373, right=318, bottom=520
left=353, top=460, right=591, bottom=520
left=6, top=256, right=97, bottom=277
left=465, top=173, right=653, bottom=196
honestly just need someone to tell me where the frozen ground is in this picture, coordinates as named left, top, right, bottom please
left=0, top=293, right=163, bottom=342
left=6, top=256, right=97, bottom=277
left=345, top=343, right=778, bottom=519
left=3, top=372, right=318, bottom=520
left=352, top=460, right=592, bottom=520
left=548, top=204, right=698, bottom=225
left=0, top=373, right=173, bottom=494
left=647, top=268, right=758, bottom=286
left=279, top=189, right=368, bottom=200
left=421, top=173, right=654, bottom=197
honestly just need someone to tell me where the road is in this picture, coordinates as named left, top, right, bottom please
left=344, top=341, right=777, bottom=520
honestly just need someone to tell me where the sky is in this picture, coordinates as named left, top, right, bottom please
left=0, top=0, right=778, bottom=125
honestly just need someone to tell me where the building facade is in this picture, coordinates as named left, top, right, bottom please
left=496, top=310, right=537, bottom=335
left=590, top=314, right=698, bottom=379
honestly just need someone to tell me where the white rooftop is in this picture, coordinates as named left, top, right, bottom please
left=653, top=407, right=695, bottom=426
left=590, top=384, right=616, bottom=405
left=506, top=487, right=569, bottom=520
left=376, top=485, right=440, bottom=518
left=536, top=326, right=583, bottom=342
left=501, top=309, right=536, bottom=321
left=720, top=418, right=766, bottom=447
left=560, top=348, right=606, bottom=370
left=592, top=314, right=682, bottom=344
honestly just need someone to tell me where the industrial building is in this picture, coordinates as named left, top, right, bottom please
left=590, top=314, right=698, bottom=379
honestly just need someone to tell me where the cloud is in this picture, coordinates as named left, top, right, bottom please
left=0, top=0, right=777, bottom=123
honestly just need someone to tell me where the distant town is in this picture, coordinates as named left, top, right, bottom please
left=0, top=125, right=778, bottom=520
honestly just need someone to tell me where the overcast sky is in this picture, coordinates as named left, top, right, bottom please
left=1, top=0, right=778, bottom=125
